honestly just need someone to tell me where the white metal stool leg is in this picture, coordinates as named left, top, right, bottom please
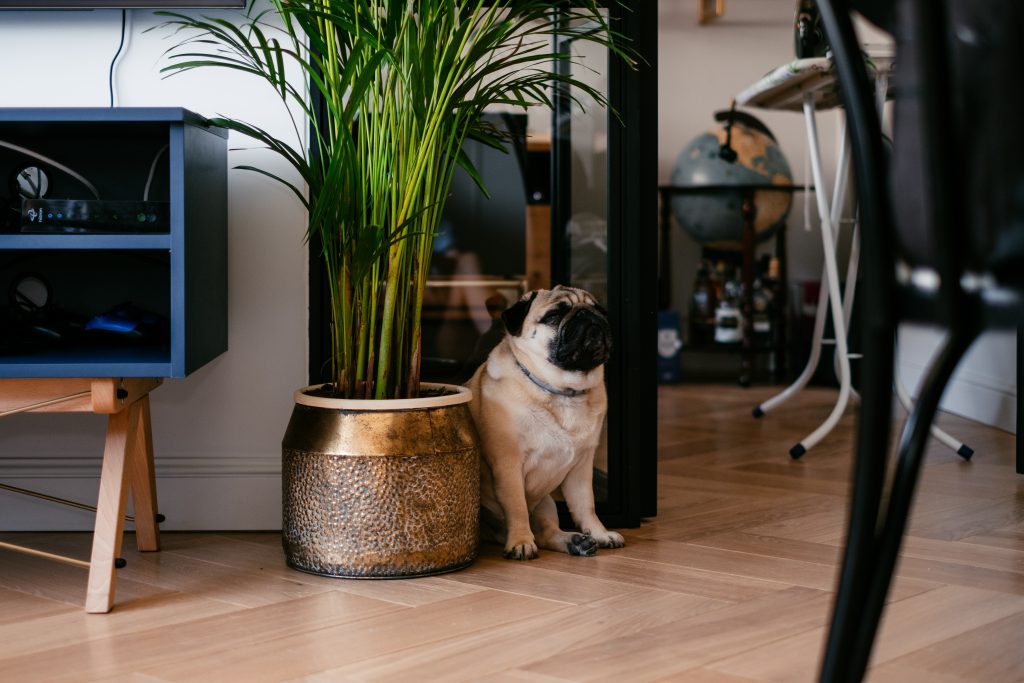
left=832, top=72, right=971, bottom=458
left=790, top=94, right=853, bottom=459
left=894, top=358, right=975, bottom=459
left=783, top=164, right=971, bottom=460
left=754, top=119, right=853, bottom=418
left=752, top=75, right=973, bottom=460
left=753, top=262, right=829, bottom=417
left=834, top=215, right=863, bottom=396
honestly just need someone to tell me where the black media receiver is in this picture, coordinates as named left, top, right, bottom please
left=20, top=199, right=170, bottom=234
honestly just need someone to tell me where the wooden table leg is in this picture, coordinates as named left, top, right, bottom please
left=130, top=395, right=161, bottom=552
left=1, top=378, right=162, bottom=613
left=85, top=400, right=140, bottom=614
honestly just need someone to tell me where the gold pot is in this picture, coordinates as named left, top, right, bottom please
left=281, top=383, right=480, bottom=578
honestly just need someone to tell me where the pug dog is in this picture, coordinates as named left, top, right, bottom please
left=466, top=285, right=625, bottom=560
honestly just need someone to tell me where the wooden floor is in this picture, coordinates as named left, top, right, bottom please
left=2, top=384, right=1023, bottom=682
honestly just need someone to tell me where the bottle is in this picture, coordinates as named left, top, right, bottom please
left=751, top=257, right=774, bottom=345
left=752, top=276, right=772, bottom=345
left=714, top=278, right=743, bottom=344
left=713, top=261, right=727, bottom=304
left=766, top=258, right=783, bottom=308
left=765, top=256, right=785, bottom=352
left=689, top=261, right=717, bottom=345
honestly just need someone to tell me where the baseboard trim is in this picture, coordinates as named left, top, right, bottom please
left=0, top=455, right=282, bottom=531
left=899, top=361, right=1017, bottom=434
left=0, top=454, right=280, bottom=479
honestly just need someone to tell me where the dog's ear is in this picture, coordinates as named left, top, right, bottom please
left=501, top=292, right=537, bottom=336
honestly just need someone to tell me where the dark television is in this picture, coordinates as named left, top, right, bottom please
left=0, top=0, right=243, bottom=7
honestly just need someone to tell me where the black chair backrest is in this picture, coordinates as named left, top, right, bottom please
left=891, top=1, right=1024, bottom=285
left=822, top=0, right=1024, bottom=327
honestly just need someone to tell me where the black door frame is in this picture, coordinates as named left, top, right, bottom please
left=555, top=1, right=658, bottom=527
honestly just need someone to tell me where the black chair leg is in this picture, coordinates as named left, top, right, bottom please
left=821, top=327, right=977, bottom=683
left=819, top=326, right=895, bottom=683
left=846, top=328, right=978, bottom=682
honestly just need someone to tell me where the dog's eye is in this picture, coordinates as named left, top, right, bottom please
left=539, top=303, right=571, bottom=326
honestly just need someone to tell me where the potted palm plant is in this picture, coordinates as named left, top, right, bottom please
left=157, top=0, right=630, bottom=577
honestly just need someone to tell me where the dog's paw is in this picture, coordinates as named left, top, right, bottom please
left=504, top=540, right=538, bottom=561
left=567, top=533, right=598, bottom=557
left=589, top=530, right=625, bottom=548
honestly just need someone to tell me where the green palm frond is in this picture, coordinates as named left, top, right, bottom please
left=154, top=0, right=634, bottom=399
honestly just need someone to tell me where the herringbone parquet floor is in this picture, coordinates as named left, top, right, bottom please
left=1, top=384, right=1022, bottom=682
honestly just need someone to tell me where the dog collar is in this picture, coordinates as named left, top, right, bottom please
left=511, top=354, right=588, bottom=398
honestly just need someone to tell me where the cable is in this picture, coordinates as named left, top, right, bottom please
left=109, top=10, right=127, bottom=108
left=0, top=140, right=101, bottom=199
left=143, top=144, right=169, bottom=201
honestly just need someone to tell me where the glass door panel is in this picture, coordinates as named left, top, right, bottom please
left=553, top=13, right=611, bottom=501
left=420, top=112, right=532, bottom=386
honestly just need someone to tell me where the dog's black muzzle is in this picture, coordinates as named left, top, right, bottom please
left=550, top=306, right=612, bottom=372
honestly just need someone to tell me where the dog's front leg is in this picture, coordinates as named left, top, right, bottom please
left=490, top=457, right=538, bottom=560
left=561, top=449, right=625, bottom=549
left=531, top=495, right=598, bottom=556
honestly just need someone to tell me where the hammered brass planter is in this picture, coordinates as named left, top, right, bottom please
left=281, top=383, right=480, bottom=578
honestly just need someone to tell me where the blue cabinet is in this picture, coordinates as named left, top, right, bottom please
left=0, top=108, right=228, bottom=378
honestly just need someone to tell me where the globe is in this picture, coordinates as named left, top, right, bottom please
left=670, top=114, right=794, bottom=249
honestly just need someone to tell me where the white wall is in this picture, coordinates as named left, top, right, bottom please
left=659, top=0, right=1016, bottom=433
left=0, top=7, right=308, bottom=530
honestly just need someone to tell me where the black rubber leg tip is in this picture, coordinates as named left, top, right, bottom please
left=114, top=558, right=127, bottom=569
left=789, top=443, right=806, bottom=460
left=752, top=406, right=765, bottom=418
left=155, top=513, right=166, bottom=523
left=957, top=444, right=974, bottom=461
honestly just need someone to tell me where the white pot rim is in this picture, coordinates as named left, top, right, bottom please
left=294, top=382, right=472, bottom=410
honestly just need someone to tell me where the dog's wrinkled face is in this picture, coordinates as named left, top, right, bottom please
left=501, top=285, right=611, bottom=372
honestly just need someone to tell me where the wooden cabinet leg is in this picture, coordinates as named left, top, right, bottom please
left=130, top=395, right=161, bottom=552
left=85, top=401, right=139, bottom=614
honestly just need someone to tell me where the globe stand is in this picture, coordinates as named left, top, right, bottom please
left=659, top=183, right=805, bottom=386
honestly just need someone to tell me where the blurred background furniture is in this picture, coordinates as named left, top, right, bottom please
left=659, top=182, right=798, bottom=386
left=660, top=106, right=802, bottom=387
